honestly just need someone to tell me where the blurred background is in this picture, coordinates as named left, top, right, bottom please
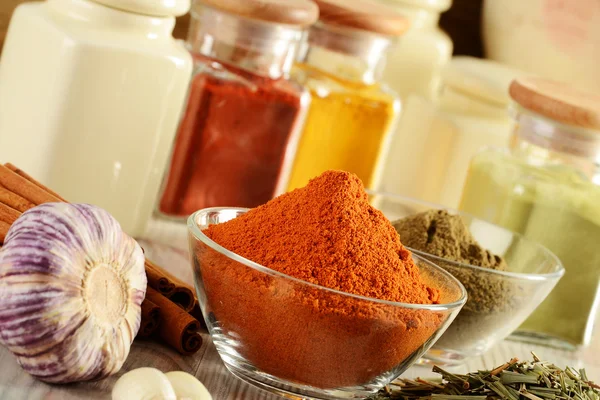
left=1, top=0, right=485, bottom=55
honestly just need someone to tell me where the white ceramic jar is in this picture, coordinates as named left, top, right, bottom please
left=379, top=0, right=453, bottom=101
left=378, top=56, right=525, bottom=208
left=483, top=0, right=600, bottom=94
left=0, top=0, right=193, bottom=237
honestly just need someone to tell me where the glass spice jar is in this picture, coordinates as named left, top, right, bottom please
left=286, top=0, right=408, bottom=191
left=157, top=0, right=318, bottom=218
left=459, top=77, right=600, bottom=349
left=379, top=56, right=524, bottom=209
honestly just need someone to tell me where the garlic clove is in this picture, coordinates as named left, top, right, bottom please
left=165, top=371, right=213, bottom=400
left=112, top=368, right=176, bottom=400
left=0, top=203, right=146, bottom=383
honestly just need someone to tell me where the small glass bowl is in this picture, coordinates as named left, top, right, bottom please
left=368, top=191, right=565, bottom=365
left=188, top=207, right=467, bottom=400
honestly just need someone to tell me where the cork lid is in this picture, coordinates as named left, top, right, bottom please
left=510, top=77, right=600, bottom=130
left=313, top=0, right=410, bottom=36
left=198, top=0, right=319, bottom=26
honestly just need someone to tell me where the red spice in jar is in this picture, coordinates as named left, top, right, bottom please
left=197, top=171, right=453, bottom=389
left=159, top=60, right=305, bottom=217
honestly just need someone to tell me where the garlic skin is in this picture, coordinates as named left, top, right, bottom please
left=0, top=203, right=146, bottom=383
left=112, top=368, right=176, bottom=400
left=165, top=371, right=213, bottom=400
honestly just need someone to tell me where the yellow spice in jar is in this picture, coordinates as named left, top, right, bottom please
left=287, top=64, right=400, bottom=191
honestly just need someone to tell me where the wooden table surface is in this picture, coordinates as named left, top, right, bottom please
left=0, top=238, right=597, bottom=400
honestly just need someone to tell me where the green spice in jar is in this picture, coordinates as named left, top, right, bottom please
left=459, top=77, right=600, bottom=347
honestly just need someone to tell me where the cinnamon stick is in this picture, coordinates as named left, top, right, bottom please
left=138, top=299, right=160, bottom=338
left=0, top=165, right=61, bottom=205
left=5, top=163, right=67, bottom=202
left=145, top=259, right=196, bottom=312
left=0, top=186, right=35, bottom=212
left=145, top=287, right=202, bottom=355
left=145, top=260, right=177, bottom=297
left=168, top=286, right=196, bottom=313
left=0, top=221, right=11, bottom=243
left=0, top=203, right=21, bottom=227
left=190, top=303, right=205, bottom=328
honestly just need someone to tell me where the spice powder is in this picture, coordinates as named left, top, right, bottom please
left=286, top=65, right=399, bottom=192
left=392, top=210, right=519, bottom=352
left=197, top=171, right=451, bottom=388
left=159, top=59, right=305, bottom=217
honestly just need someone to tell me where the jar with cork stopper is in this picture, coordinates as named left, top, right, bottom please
left=157, top=0, right=318, bottom=219
left=459, top=77, right=600, bottom=349
left=286, top=0, right=408, bottom=192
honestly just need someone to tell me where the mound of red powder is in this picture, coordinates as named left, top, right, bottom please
left=197, top=170, right=455, bottom=389
left=205, top=170, right=439, bottom=304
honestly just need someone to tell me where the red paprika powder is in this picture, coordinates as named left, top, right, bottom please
left=159, top=63, right=306, bottom=216
left=196, top=171, right=458, bottom=389
left=157, top=0, right=317, bottom=218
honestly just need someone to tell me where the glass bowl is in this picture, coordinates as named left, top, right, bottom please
left=188, top=207, right=467, bottom=400
left=368, top=191, right=565, bottom=365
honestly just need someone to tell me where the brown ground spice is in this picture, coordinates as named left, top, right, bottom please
left=196, top=171, right=457, bottom=388
left=392, top=210, right=519, bottom=353
left=393, top=209, right=507, bottom=269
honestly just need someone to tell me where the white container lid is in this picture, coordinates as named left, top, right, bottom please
left=92, top=0, right=191, bottom=17
left=381, top=0, right=452, bottom=12
left=442, top=56, right=526, bottom=107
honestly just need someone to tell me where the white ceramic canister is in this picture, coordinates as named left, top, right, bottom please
left=0, top=0, right=193, bottom=237
left=378, top=56, right=525, bottom=209
left=483, top=0, right=600, bottom=94
left=379, top=0, right=453, bottom=101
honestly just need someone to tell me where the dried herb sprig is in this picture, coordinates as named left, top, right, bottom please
left=372, top=353, right=599, bottom=400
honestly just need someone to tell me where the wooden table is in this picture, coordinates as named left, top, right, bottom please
left=0, top=239, right=597, bottom=400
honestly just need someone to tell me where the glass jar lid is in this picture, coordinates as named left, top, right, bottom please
left=314, top=0, right=410, bottom=36
left=199, top=0, right=319, bottom=27
left=510, top=77, right=600, bottom=130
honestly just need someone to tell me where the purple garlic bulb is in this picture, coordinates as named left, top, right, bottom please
left=0, top=203, right=146, bottom=383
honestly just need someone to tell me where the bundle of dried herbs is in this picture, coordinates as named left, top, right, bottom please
left=372, top=353, right=600, bottom=400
